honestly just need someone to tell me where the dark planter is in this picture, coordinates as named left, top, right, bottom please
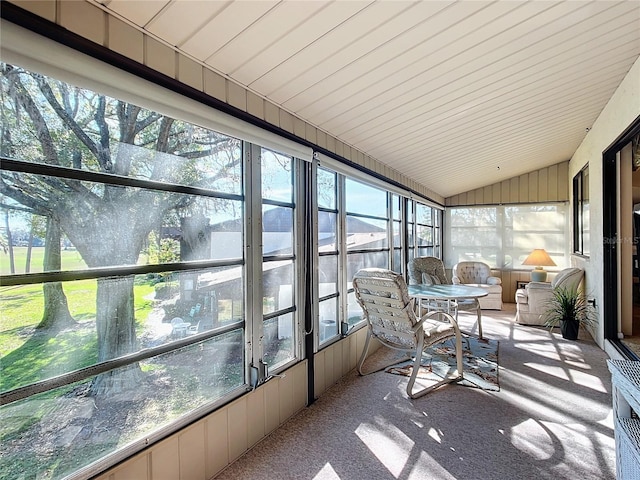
left=560, top=320, right=579, bottom=340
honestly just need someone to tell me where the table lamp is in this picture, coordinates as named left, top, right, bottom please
left=522, top=248, right=556, bottom=282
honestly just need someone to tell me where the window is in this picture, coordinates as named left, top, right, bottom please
left=573, top=165, right=590, bottom=256
left=446, top=204, right=569, bottom=268
left=344, top=178, right=390, bottom=326
left=0, top=62, right=304, bottom=479
left=261, top=147, right=299, bottom=369
left=317, top=168, right=340, bottom=344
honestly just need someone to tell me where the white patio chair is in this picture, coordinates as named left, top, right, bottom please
left=353, top=268, right=464, bottom=398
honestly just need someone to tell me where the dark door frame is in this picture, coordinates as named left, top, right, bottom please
left=603, top=115, right=640, bottom=357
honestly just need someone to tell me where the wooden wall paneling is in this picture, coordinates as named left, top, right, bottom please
left=548, top=164, right=559, bottom=201
left=510, top=177, right=519, bottom=203
left=538, top=167, right=549, bottom=201
left=528, top=171, right=539, bottom=202
left=519, top=174, right=529, bottom=203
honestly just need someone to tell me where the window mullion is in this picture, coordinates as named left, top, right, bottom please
left=245, top=142, right=264, bottom=383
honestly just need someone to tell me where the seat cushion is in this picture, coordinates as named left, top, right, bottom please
left=465, top=283, right=502, bottom=294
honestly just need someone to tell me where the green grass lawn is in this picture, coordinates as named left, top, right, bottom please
left=0, top=280, right=155, bottom=392
left=0, top=246, right=88, bottom=275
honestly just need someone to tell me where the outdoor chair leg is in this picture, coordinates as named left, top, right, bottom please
left=475, top=299, right=483, bottom=340
left=407, top=329, right=465, bottom=399
left=357, top=329, right=409, bottom=376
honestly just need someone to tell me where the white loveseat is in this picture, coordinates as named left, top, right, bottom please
left=452, top=261, right=503, bottom=310
left=514, top=267, right=584, bottom=325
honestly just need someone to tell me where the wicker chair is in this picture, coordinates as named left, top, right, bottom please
left=452, top=261, right=503, bottom=310
left=408, top=257, right=484, bottom=339
left=353, top=268, right=464, bottom=398
left=515, top=267, right=584, bottom=325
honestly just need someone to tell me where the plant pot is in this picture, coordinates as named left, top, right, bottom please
left=560, top=320, right=579, bottom=340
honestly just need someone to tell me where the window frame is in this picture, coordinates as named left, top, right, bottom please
left=573, top=164, right=590, bottom=256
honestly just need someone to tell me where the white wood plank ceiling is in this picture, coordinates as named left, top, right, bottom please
left=97, top=0, right=640, bottom=198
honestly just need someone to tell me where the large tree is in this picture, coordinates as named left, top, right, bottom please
left=1, top=64, right=240, bottom=393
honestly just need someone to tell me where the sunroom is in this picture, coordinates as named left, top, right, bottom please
left=1, top=1, right=640, bottom=479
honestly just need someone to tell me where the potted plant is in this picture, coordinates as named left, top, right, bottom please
left=543, top=286, right=596, bottom=340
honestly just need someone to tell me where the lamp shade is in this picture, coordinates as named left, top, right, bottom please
left=522, top=249, right=556, bottom=267
left=522, top=249, right=556, bottom=282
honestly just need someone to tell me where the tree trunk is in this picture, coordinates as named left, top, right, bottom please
left=90, top=275, right=142, bottom=395
left=25, top=224, right=34, bottom=273
left=37, top=217, right=75, bottom=330
left=4, top=210, right=15, bottom=274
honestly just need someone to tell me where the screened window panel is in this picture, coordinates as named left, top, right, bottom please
left=346, top=252, right=389, bottom=281
left=263, top=313, right=295, bottom=369
left=263, top=205, right=293, bottom=256
left=261, top=149, right=293, bottom=203
left=1, top=328, right=244, bottom=480
left=345, top=178, right=387, bottom=217
left=318, top=211, right=337, bottom=253
left=446, top=204, right=568, bottom=268
left=318, top=255, right=338, bottom=296
left=346, top=216, right=388, bottom=251
left=317, top=168, right=336, bottom=210
left=318, top=297, right=339, bottom=344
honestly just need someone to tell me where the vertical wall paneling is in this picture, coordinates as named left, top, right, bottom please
left=227, top=81, right=247, bottom=112
left=492, top=183, right=501, bottom=204
left=538, top=167, right=549, bottom=200
left=177, top=54, right=203, bottom=91
left=305, top=123, right=317, bottom=145
left=112, top=453, right=149, bottom=480
left=178, top=423, right=206, bottom=480
left=279, top=109, right=294, bottom=134
left=509, top=177, right=519, bottom=203
left=151, top=437, right=180, bottom=480
left=528, top=171, right=539, bottom=202
left=316, top=129, right=327, bottom=149
left=466, top=189, right=475, bottom=205
left=447, top=162, right=570, bottom=206
left=291, top=361, right=307, bottom=412
left=519, top=174, right=529, bottom=203
left=227, top=397, right=248, bottom=463
left=314, top=349, right=326, bottom=398
left=263, top=379, right=280, bottom=436
left=204, top=69, right=226, bottom=102
left=548, top=164, right=559, bottom=201
left=246, top=386, right=265, bottom=448
left=205, top=409, right=229, bottom=479
left=59, top=0, right=104, bottom=45
left=246, top=91, right=264, bottom=120
left=144, top=36, right=175, bottom=79
left=501, top=179, right=510, bottom=202
left=278, top=371, right=295, bottom=426
left=324, top=343, right=336, bottom=387
left=557, top=161, right=569, bottom=200
left=107, top=16, right=144, bottom=63
left=10, top=0, right=56, bottom=21
left=294, top=116, right=306, bottom=139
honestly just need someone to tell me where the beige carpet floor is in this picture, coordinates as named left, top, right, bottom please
left=214, top=304, right=615, bottom=480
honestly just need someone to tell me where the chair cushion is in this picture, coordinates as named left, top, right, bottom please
left=465, top=283, right=502, bottom=294
left=421, top=272, right=441, bottom=285
left=551, top=268, right=584, bottom=290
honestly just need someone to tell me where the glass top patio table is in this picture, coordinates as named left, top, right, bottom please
left=407, top=284, right=488, bottom=339
left=407, top=284, right=488, bottom=300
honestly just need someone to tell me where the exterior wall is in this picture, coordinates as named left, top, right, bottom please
left=569, top=56, right=640, bottom=351
left=6, top=0, right=443, bottom=207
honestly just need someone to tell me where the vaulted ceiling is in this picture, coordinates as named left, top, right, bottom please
left=96, top=0, right=640, bottom=197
